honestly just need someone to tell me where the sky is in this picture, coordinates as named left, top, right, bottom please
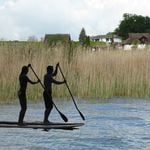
left=0, top=0, right=150, bottom=41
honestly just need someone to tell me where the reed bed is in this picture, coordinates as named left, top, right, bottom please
left=1, top=41, right=150, bottom=103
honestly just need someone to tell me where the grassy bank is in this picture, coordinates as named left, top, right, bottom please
left=1, top=41, right=150, bottom=103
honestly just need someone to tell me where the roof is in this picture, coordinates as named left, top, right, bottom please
left=90, top=34, right=121, bottom=40
left=124, top=33, right=150, bottom=44
left=128, top=33, right=150, bottom=39
left=90, top=35, right=106, bottom=40
left=44, top=34, right=71, bottom=45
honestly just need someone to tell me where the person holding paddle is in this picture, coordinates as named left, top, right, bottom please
left=43, top=63, right=66, bottom=124
left=18, top=65, right=40, bottom=125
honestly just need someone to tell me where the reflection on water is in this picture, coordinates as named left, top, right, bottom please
left=0, top=98, right=150, bottom=150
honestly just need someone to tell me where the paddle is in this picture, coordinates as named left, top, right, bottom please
left=28, top=64, right=68, bottom=122
left=58, top=65, right=85, bottom=120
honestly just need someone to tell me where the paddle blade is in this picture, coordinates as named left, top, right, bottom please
left=60, top=112, right=68, bottom=122
left=79, top=111, right=85, bottom=120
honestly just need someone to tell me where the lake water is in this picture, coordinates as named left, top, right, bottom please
left=0, top=97, right=150, bottom=150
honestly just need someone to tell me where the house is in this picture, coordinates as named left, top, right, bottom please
left=44, top=34, right=71, bottom=45
left=124, top=33, right=150, bottom=44
left=90, top=34, right=122, bottom=43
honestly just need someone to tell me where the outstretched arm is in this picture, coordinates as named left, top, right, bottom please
left=26, top=64, right=40, bottom=84
left=27, top=77, right=40, bottom=84
left=52, top=78, right=66, bottom=85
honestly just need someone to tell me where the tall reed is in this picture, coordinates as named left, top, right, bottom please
left=1, top=41, right=150, bottom=103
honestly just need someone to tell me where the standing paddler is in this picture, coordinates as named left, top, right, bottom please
left=43, top=63, right=66, bottom=124
left=18, top=65, right=40, bottom=125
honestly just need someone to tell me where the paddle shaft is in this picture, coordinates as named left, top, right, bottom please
left=29, top=65, right=68, bottom=122
left=58, top=65, right=85, bottom=120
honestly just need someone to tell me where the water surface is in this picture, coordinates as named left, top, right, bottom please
left=0, top=98, right=150, bottom=150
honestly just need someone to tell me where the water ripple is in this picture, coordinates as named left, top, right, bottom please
left=0, top=98, right=150, bottom=149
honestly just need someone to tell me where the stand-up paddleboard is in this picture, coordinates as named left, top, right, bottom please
left=0, top=121, right=84, bottom=130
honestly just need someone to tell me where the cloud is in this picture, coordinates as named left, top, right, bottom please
left=0, top=0, right=150, bottom=40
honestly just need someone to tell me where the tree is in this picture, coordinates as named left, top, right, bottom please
left=28, top=35, right=38, bottom=41
left=79, top=28, right=86, bottom=45
left=115, top=13, right=150, bottom=40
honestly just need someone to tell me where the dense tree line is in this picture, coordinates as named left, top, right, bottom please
left=115, top=13, right=150, bottom=40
